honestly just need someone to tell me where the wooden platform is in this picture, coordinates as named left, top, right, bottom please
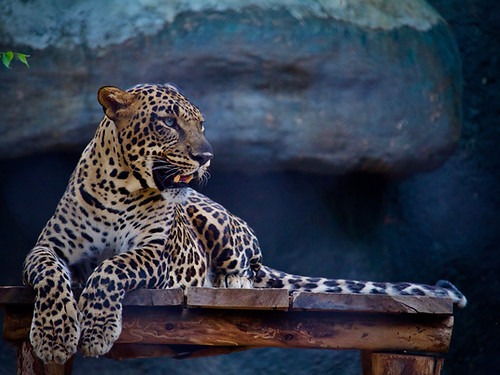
left=0, top=286, right=455, bottom=374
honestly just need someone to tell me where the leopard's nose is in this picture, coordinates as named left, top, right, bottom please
left=189, top=150, right=213, bottom=166
left=189, top=137, right=213, bottom=166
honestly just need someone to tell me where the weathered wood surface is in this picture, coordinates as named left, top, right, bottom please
left=362, top=352, right=445, bottom=375
left=0, top=286, right=454, bottom=354
left=116, top=306, right=453, bottom=352
left=3, top=304, right=453, bottom=353
left=186, top=287, right=289, bottom=310
left=0, top=286, right=184, bottom=307
left=122, top=288, right=184, bottom=306
left=291, top=291, right=453, bottom=314
left=0, top=286, right=36, bottom=305
left=0, top=286, right=454, bottom=314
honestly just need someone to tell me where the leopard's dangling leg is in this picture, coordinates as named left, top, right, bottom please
left=78, top=247, right=169, bottom=357
left=23, top=247, right=81, bottom=364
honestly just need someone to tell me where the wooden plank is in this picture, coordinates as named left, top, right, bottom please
left=0, top=286, right=184, bottom=307
left=186, top=287, right=289, bottom=310
left=1, top=290, right=183, bottom=343
left=123, top=288, right=184, bottom=306
left=0, top=287, right=453, bottom=314
left=3, top=305, right=454, bottom=352
left=117, top=306, right=454, bottom=352
left=369, top=352, right=445, bottom=375
left=291, top=292, right=453, bottom=314
left=0, top=286, right=35, bottom=305
left=0, top=286, right=83, bottom=305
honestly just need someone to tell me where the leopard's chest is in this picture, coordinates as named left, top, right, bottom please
left=59, top=191, right=164, bottom=269
left=68, top=190, right=209, bottom=287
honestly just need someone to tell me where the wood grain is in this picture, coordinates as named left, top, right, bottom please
left=186, top=287, right=289, bottom=310
left=123, top=288, right=184, bottom=306
left=117, top=306, right=453, bottom=352
left=368, top=352, right=445, bottom=375
left=0, top=286, right=35, bottom=305
left=0, top=286, right=185, bottom=307
left=291, top=292, right=453, bottom=314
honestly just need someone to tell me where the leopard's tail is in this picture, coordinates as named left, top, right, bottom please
left=254, top=265, right=467, bottom=308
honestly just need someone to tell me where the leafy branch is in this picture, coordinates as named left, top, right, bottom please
left=1, top=51, right=30, bottom=68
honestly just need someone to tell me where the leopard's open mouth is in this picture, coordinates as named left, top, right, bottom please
left=152, top=161, right=195, bottom=190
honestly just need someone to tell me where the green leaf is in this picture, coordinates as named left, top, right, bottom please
left=2, top=51, right=14, bottom=68
left=16, top=53, right=30, bottom=68
left=1, top=54, right=10, bottom=68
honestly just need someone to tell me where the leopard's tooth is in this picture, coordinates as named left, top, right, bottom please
left=185, top=175, right=193, bottom=183
left=173, top=175, right=181, bottom=183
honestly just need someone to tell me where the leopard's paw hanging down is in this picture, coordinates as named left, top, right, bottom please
left=29, top=293, right=81, bottom=364
left=78, top=295, right=122, bottom=358
left=23, top=247, right=81, bottom=364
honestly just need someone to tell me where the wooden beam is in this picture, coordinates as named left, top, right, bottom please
left=291, top=292, right=453, bottom=314
left=186, top=287, right=289, bottom=310
left=117, top=306, right=453, bottom=352
left=3, top=304, right=453, bottom=352
left=123, top=288, right=184, bottom=306
left=0, top=286, right=35, bottom=305
left=0, top=287, right=185, bottom=307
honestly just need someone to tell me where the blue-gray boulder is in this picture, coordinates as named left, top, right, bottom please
left=0, top=0, right=461, bottom=175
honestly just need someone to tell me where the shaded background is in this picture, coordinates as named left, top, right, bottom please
left=0, top=0, right=499, bottom=374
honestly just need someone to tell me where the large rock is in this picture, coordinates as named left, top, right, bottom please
left=0, top=0, right=461, bottom=174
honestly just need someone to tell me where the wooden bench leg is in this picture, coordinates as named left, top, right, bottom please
left=17, top=341, right=74, bottom=375
left=362, top=351, right=444, bottom=375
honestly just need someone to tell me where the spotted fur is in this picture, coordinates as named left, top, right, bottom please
left=23, top=83, right=466, bottom=364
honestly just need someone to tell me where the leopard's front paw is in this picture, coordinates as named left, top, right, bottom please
left=78, top=291, right=122, bottom=357
left=215, top=274, right=254, bottom=288
left=30, top=294, right=81, bottom=364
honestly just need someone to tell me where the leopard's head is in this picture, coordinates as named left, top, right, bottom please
left=98, top=83, right=213, bottom=192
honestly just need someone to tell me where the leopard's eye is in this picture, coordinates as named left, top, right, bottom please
left=164, top=117, right=177, bottom=127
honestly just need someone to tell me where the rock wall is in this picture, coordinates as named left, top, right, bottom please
left=1, top=0, right=461, bottom=174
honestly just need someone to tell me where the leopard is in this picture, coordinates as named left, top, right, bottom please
left=23, top=83, right=467, bottom=365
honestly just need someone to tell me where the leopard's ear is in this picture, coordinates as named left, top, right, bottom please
left=97, top=86, right=136, bottom=123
